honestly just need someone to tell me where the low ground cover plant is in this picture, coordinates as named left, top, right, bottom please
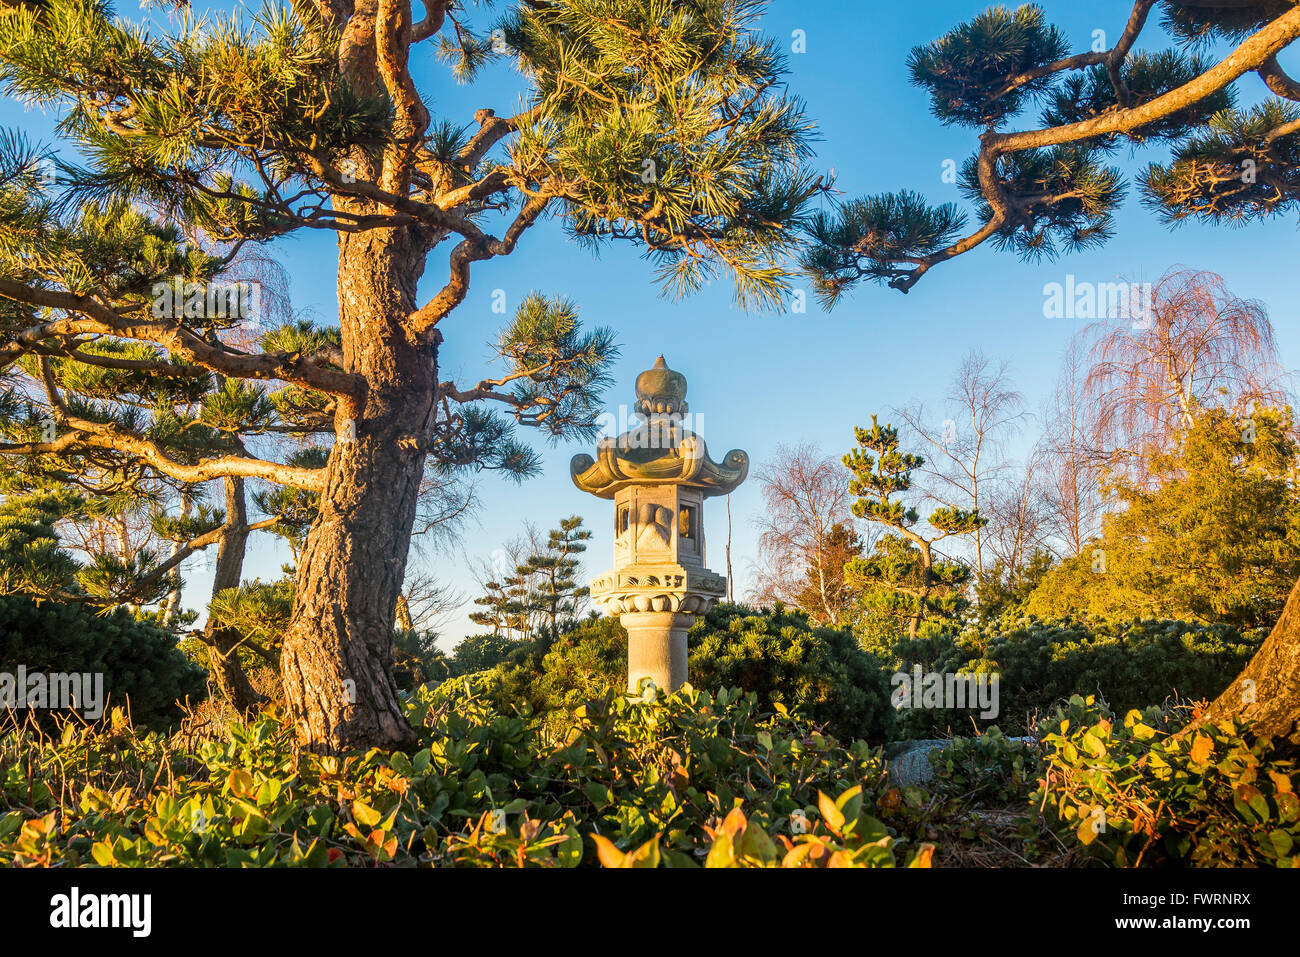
left=5, top=674, right=1293, bottom=868
left=1, top=679, right=932, bottom=867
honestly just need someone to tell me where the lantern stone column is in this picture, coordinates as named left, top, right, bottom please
left=571, top=356, right=748, bottom=694
left=622, top=611, right=693, bottom=692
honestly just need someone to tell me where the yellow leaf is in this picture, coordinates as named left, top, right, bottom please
left=720, top=807, right=747, bottom=838
left=908, top=843, right=936, bottom=868
left=226, top=769, right=254, bottom=797
left=90, top=841, right=115, bottom=867
left=705, top=829, right=737, bottom=868
left=818, top=790, right=845, bottom=833
left=835, top=784, right=863, bottom=811
left=1190, top=734, right=1214, bottom=765
left=590, top=833, right=626, bottom=868
left=365, top=829, right=397, bottom=859
left=1082, top=732, right=1107, bottom=758
left=781, top=842, right=815, bottom=868
left=352, top=799, right=381, bottom=828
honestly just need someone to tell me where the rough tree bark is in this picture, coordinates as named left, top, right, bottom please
left=269, top=0, right=441, bottom=753
left=278, top=226, right=431, bottom=752
left=1196, top=577, right=1300, bottom=746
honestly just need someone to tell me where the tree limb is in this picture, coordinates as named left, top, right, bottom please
left=890, top=6, right=1300, bottom=292
left=0, top=279, right=363, bottom=398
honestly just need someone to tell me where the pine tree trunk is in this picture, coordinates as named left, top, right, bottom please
left=910, top=540, right=932, bottom=639
left=207, top=626, right=265, bottom=712
left=279, top=227, right=431, bottom=753
left=1196, top=576, right=1300, bottom=745
left=161, top=490, right=191, bottom=626
left=202, top=476, right=264, bottom=713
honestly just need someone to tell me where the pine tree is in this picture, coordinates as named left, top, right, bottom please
left=804, top=3, right=1300, bottom=741
left=501, top=566, right=536, bottom=641
left=0, top=0, right=820, bottom=751
left=803, top=3, right=1299, bottom=299
left=522, top=515, right=591, bottom=634
left=0, top=219, right=308, bottom=709
left=842, top=416, right=983, bottom=638
left=0, top=488, right=84, bottom=600
left=469, top=515, right=591, bottom=640
left=469, top=579, right=515, bottom=639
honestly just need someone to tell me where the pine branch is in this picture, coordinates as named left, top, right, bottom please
left=0, top=278, right=362, bottom=398
left=808, top=4, right=1300, bottom=296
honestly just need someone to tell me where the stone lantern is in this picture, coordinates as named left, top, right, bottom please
left=571, top=356, right=748, bottom=693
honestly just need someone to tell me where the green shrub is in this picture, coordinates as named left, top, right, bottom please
left=889, top=617, right=1261, bottom=737
left=485, top=605, right=895, bottom=743
left=523, top=615, right=625, bottom=711
left=447, top=632, right=537, bottom=678
left=0, top=595, right=206, bottom=728
left=1037, top=695, right=1300, bottom=867
left=928, top=729, right=1040, bottom=806
left=689, top=604, right=894, bottom=742
left=1021, top=408, right=1300, bottom=633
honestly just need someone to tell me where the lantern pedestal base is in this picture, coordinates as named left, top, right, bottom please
left=622, top=611, right=695, bottom=693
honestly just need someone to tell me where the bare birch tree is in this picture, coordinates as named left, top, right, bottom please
left=895, top=351, right=1029, bottom=576
left=1041, top=336, right=1106, bottom=555
left=749, top=442, right=859, bottom=626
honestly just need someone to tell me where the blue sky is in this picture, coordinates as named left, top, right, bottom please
left=4, top=1, right=1298, bottom=644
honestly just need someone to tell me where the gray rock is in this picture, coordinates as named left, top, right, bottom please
left=888, top=736, right=1039, bottom=786
left=888, top=740, right=949, bottom=786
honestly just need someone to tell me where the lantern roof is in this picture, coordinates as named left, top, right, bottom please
left=570, top=356, right=748, bottom=499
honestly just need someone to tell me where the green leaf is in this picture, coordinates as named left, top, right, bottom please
left=1276, top=792, right=1299, bottom=823
left=1081, top=731, right=1107, bottom=758
left=389, top=753, right=412, bottom=775
left=256, top=777, right=281, bottom=807
left=1268, top=829, right=1294, bottom=857
left=624, top=836, right=661, bottom=868
left=1233, top=784, right=1267, bottom=823
left=412, top=749, right=432, bottom=774
left=90, top=841, right=116, bottom=866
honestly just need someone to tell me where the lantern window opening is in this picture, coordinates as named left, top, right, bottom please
left=679, top=504, right=697, bottom=541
